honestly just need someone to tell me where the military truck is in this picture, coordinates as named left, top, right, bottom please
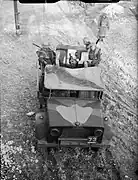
left=34, top=44, right=113, bottom=157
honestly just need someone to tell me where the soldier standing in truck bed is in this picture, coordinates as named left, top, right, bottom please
left=88, top=43, right=102, bottom=66
left=83, top=37, right=102, bottom=66
left=96, top=13, right=110, bottom=44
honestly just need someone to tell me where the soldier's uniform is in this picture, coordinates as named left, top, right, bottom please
left=69, top=54, right=77, bottom=68
left=36, top=44, right=56, bottom=68
left=83, top=37, right=102, bottom=66
left=89, top=45, right=101, bottom=66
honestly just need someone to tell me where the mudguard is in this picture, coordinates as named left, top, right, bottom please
left=35, top=112, right=49, bottom=140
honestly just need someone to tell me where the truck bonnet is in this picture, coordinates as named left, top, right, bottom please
left=47, top=98, right=104, bottom=127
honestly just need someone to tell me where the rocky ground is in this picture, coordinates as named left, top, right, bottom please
left=1, top=1, right=137, bottom=180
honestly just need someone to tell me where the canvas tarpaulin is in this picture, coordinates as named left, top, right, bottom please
left=44, top=65, right=105, bottom=91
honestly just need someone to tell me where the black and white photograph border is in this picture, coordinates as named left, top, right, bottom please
left=0, top=1, right=138, bottom=180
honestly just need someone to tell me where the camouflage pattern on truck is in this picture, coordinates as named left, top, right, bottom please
left=47, top=98, right=103, bottom=127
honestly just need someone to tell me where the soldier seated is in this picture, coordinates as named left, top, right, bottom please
left=69, top=53, right=78, bottom=68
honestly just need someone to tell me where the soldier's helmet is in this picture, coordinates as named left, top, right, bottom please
left=83, top=37, right=91, bottom=46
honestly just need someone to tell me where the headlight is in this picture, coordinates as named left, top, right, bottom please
left=50, top=128, right=60, bottom=137
left=94, top=129, right=103, bottom=137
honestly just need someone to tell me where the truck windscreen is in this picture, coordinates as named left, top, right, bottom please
left=45, top=89, right=103, bottom=100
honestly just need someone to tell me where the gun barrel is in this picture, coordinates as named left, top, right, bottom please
left=32, top=43, right=41, bottom=48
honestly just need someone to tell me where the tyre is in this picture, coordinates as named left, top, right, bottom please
left=92, top=147, right=99, bottom=152
left=91, top=147, right=99, bottom=158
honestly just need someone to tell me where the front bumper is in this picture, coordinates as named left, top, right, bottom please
left=37, top=138, right=109, bottom=149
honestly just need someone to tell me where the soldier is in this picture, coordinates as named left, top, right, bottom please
left=96, top=13, right=110, bottom=44
left=89, top=44, right=101, bottom=66
left=69, top=53, right=77, bottom=68
left=41, top=44, right=56, bottom=65
left=88, top=43, right=96, bottom=60
left=83, top=37, right=101, bottom=66
left=83, top=37, right=91, bottom=51
left=75, top=51, right=81, bottom=62
left=93, top=45, right=102, bottom=66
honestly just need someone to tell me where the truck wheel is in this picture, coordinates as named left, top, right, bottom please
left=92, top=147, right=99, bottom=152
left=91, top=147, right=99, bottom=158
